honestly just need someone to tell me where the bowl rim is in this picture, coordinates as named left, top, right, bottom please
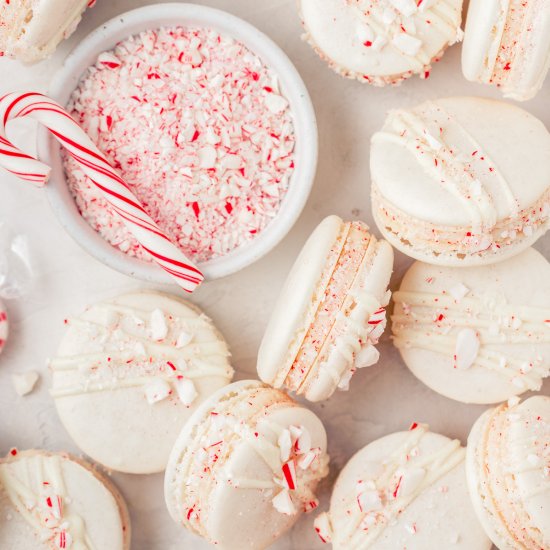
left=38, top=2, right=318, bottom=283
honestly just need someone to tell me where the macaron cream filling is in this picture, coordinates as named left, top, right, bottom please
left=373, top=184, right=550, bottom=261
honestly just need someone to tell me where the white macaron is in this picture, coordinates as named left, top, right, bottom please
left=164, top=380, right=330, bottom=549
left=50, top=291, right=234, bottom=474
left=462, top=0, right=550, bottom=101
left=392, top=247, right=550, bottom=404
left=299, top=0, right=463, bottom=85
left=0, top=449, right=130, bottom=549
left=258, top=215, right=393, bottom=402
left=466, top=395, right=550, bottom=550
left=371, top=97, right=550, bottom=266
left=314, top=423, right=491, bottom=549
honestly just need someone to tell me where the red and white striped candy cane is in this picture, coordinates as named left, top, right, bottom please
left=0, top=91, right=203, bottom=293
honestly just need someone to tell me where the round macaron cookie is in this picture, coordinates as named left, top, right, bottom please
left=462, top=0, right=550, bottom=101
left=314, top=423, right=491, bottom=549
left=392, top=247, right=550, bottom=404
left=298, top=0, right=463, bottom=86
left=466, top=396, right=550, bottom=550
left=371, top=96, right=550, bottom=266
left=257, top=215, right=393, bottom=402
left=50, top=291, right=234, bottom=474
left=0, top=0, right=92, bottom=63
left=0, top=449, right=130, bottom=549
left=165, top=380, right=330, bottom=549
left=0, top=299, right=8, bottom=355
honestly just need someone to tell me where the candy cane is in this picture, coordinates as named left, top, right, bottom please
left=0, top=92, right=203, bottom=292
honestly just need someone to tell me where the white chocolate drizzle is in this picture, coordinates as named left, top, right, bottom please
left=372, top=101, right=519, bottom=234
left=0, top=454, right=92, bottom=549
left=392, top=289, right=550, bottom=390
left=319, top=425, right=464, bottom=548
left=347, top=0, right=460, bottom=70
left=50, top=300, right=232, bottom=403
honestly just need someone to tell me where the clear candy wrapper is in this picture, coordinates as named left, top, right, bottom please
left=0, top=224, right=34, bottom=299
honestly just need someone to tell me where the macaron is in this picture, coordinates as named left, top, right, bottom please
left=0, top=299, right=7, bottom=355
left=0, top=449, right=130, bottom=549
left=462, top=0, right=550, bottom=101
left=0, top=0, right=91, bottom=63
left=392, top=247, right=550, bottom=404
left=298, top=0, right=463, bottom=85
left=314, top=423, right=491, bottom=549
left=50, top=291, right=233, bottom=474
left=257, top=215, right=393, bottom=402
left=165, top=380, right=330, bottom=549
left=466, top=396, right=550, bottom=550
left=371, top=97, right=550, bottom=266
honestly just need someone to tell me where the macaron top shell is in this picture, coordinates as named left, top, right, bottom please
left=371, top=97, right=550, bottom=227
left=258, top=215, right=393, bottom=401
left=466, top=396, right=550, bottom=550
left=299, top=0, right=463, bottom=84
left=392, top=247, right=550, bottom=404
left=0, top=450, right=130, bottom=549
left=462, top=0, right=550, bottom=101
left=50, top=291, right=233, bottom=474
left=165, top=380, right=329, bottom=550
left=315, top=425, right=490, bottom=549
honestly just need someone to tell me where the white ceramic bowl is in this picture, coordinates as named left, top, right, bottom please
left=38, top=3, right=317, bottom=283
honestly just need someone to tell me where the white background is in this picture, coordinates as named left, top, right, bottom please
left=0, top=1, right=548, bottom=549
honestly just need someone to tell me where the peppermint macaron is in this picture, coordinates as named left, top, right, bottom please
left=314, top=423, right=491, bottom=549
left=371, top=97, right=550, bottom=266
left=392, top=247, right=550, bottom=404
left=462, top=0, right=550, bottom=101
left=257, top=215, right=393, bottom=402
left=0, top=299, right=7, bottom=355
left=0, top=449, right=130, bottom=549
left=164, top=380, right=330, bottom=549
left=466, top=396, right=550, bottom=549
left=299, top=0, right=463, bottom=85
left=50, top=291, right=233, bottom=474
left=0, top=0, right=91, bottom=63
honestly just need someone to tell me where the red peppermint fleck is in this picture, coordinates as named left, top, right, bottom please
left=167, top=361, right=177, bottom=371
left=9, top=447, right=17, bottom=456
left=504, top=62, right=512, bottom=71
left=364, top=41, right=372, bottom=47
left=393, top=475, right=403, bottom=499
left=192, top=202, right=200, bottom=218
left=282, top=461, right=296, bottom=491
left=409, top=422, right=419, bottom=431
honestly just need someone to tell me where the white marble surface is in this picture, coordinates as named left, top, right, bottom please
left=0, top=1, right=548, bottom=549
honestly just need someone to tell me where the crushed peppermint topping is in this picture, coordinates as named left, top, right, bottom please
left=64, top=26, right=296, bottom=264
left=454, top=328, right=480, bottom=370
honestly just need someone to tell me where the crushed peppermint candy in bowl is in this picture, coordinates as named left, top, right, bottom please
left=39, top=4, right=317, bottom=282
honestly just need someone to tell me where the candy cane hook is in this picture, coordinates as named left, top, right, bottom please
left=0, top=91, right=203, bottom=293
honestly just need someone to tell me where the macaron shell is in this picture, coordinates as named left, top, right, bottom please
left=393, top=248, right=550, bottom=404
left=205, top=406, right=328, bottom=549
left=52, top=291, right=233, bottom=474
left=329, top=431, right=490, bottom=549
left=461, top=0, right=503, bottom=82
left=0, top=450, right=130, bottom=549
left=299, top=0, right=462, bottom=80
left=371, top=97, right=550, bottom=227
left=303, top=239, right=393, bottom=402
left=258, top=215, right=345, bottom=386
